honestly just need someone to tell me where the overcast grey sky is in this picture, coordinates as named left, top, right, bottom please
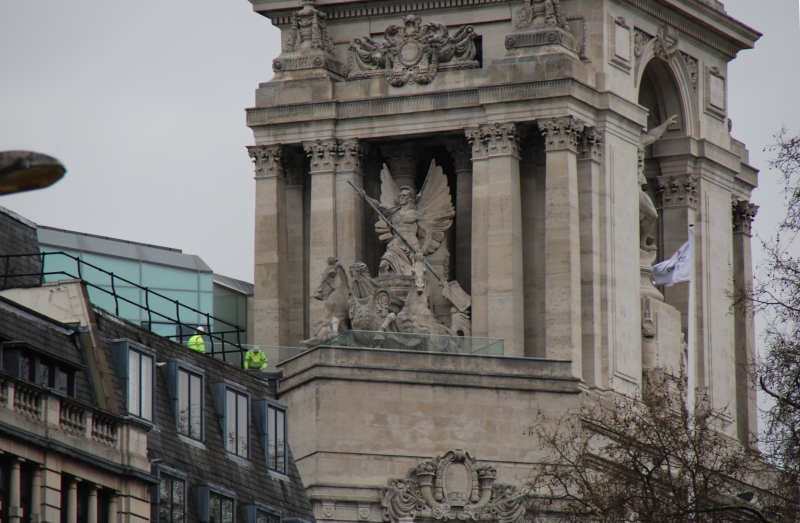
left=0, top=0, right=798, bottom=286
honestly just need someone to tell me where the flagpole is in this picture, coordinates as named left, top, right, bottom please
left=687, top=223, right=696, bottom=420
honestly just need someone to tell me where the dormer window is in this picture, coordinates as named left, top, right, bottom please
left=110, top=339, right=156, bottom=422
left=1, top=341, right=79, bottom=396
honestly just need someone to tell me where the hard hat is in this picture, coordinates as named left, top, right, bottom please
left=253, top=345, right=261, bottom=352
left=197, top=326, right=205, bottom=332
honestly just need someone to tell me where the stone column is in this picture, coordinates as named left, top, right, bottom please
left=539, top=117, right=584, bottom=377
left=87, top=485, right=98, bottom=523
left=284, top=151, right=307, bottom=344
left=31, top=465, right=42, bottom=523
left=732, top=199, right=759, bottom=447
left=304, top=139, right=340, bottom=325
left=336, top=140, right=367, bottom=271
left=66, top=479, right=78, bottom=523
left=446, top=140, right=473, bottom=294
left=466, top=128, right=489, bottom=338
left=578, top=128, right=603, bottom=387
left=249, top=145, right=290, bottom=347
left=380, top=143, right=418, bottom=190
left=654, top=171, right=698, bottom=332
left=9, top=458, right=22, bottom=523
left=107, top=492, right=118, bottom=523
left=467, top=123, right=525, bottom=356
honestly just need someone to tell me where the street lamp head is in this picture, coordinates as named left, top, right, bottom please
left=0, top=151, right=66, bottom=196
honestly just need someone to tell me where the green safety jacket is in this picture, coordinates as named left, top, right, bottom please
left=245, top=350, right=268, bottom=370
left=188, top=334, right=206, bottom=353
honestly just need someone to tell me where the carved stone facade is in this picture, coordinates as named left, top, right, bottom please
left=248, top=144, right=284, bottom=179
left=246, top=0, right=762, bottom=520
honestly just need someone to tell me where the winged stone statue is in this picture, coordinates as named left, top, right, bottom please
left=357, top=160, right=455, bottom=277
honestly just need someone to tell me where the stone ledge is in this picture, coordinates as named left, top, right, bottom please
left=277, top=346, right=581, bottom=394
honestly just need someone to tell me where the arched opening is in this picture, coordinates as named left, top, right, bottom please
left=638, top=58, right=686, bottom=262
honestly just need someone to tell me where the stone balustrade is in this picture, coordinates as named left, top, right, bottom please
left=14, top=383, right=42, bottom=420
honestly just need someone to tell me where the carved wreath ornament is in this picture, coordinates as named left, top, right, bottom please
left=380, top=450, right=525, bottom=523
left=349, top=15, right=479, bottom=87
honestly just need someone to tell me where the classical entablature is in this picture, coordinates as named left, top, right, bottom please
left=381, top=450, right=525, bottom=523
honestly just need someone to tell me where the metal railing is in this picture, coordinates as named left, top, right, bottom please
left=0, top=252, right=246, bottom=362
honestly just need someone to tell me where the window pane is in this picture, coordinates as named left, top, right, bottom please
left=222, top=499, right=233, bottom=523
left=20, top=355, right=30, bottom=381
left=38, top=362, right=50, bottom=387
left=178, top=370, right=189, bottom=436
left=128, top=351, right=140, bottom=416
left=276, top=409, right=285, bottom=473
left=141, top=353, right=153, bottom=420
left=173, top=479, right=185, bottom=523
left=159, top=478, right=170, bottom=505
left=257, top=513, right=268, bottom=523
left=209, top=494, right=221, bottom=523
left=190, top=374, right=202, bottom=439
left=267, top=407, right=276, bottom=470
left=57, top=369, right=69, bottom=393
left=226, top=391, right=236, bottom=453
left=237, top=394, right=248, bottom=457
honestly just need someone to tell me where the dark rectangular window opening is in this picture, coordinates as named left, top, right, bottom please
left=225, top=389, right=249, bottom=458
left=267, top=405, right=286, bottom=474
left=178, top=368, right=203, bottom=440
left=128, top=348, right=154, bottom=421
left=155, top=474, right=186, bottom=523
left=209, top=492, right=234, bottom=523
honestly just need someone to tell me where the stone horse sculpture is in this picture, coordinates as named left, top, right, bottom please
left=300, top=257, right=351, bottom=347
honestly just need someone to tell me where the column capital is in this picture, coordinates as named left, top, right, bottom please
left=247, top=144, right=284, bottom=179
left=303, top=139, right=339, bottom=174
left=445, top=139, right=472, bottom=171
left=579, top=127, right=603, bottom=161
left=538, top=117, right=585, bottom=153
left=655, top=174, right=697, bottom=209
left=465, top=123, right=520, bottom=160
left=732, top=198, right=759, bottom=235
left=338, top=139, right=368, bottom=173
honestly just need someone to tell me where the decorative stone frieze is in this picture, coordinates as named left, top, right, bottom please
left=248, top=145, right=284, bottom=179
left=445, top=140, right=472, bottom=172
left=579, top=127, right=603, bottom=161
left=304, top=139, right=339, bottom=173
left=465, top=123, right=520, bottom=159
left=538, top=117, right=585, bottom=153
left=655, top=25, right=680, bottom=61
left=681, top=52, right=699, bottom=91
left=732, top=199, right=759, bottom=235
left=380, top=450, right=525, bottom=523
left=656, top=174, right=698, bottom=209
left=338, top=140, right=367, bottom=173
left=273, top=0, right=344, bottom=79
left=348, top=15, right=478, bottom=87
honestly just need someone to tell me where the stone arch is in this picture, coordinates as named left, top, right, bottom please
left=635, top=44, right=698, bottom=137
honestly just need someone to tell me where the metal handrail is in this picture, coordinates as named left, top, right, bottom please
left=0, top=252, right=247, bottom=361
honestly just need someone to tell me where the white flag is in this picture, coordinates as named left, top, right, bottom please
left=652, top=230, right=694, bottom=287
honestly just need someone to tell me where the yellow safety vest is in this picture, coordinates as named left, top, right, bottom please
left=245, top=350, right=268, bottom=370
left=188, top=334, right=206, bottom=353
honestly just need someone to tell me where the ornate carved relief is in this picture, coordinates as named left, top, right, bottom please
left=656, top=174, right=698, bottom=209
left=248, top=145, right=284, bottom=179
left=381, top=450, right=525, bottom=523
left=539, top=117, right=585, bottom=153
left=705, top=66, right=727, bottom=119
left=339, top=140, right=367, bottom=173
left=654, top=25, right=679, bottom=61
left=514, top=0, right=570, bottom=31
left=681, top=52, right=698, bottom=91
left=633, top=28, right=652, bottom=59
left=465, top=123, right=520, bottom=159
left=566, top=16, right=587, bottom=59
left=732, top=199, right=759, bottom=235
left=348, top=15, right=478, bottom=87
left=304, top=139, right=340, bottom=173
left=609, top=15, right=633, bottom=72
left=579, top=127, right=603, bottom=161
left=274, top=0, right=344, bottom=78
left=445, top=140, right=472, bottom=172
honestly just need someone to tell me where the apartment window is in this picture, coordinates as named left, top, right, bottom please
left=178, top=368, right=203, bottom=440
left=210, top=492, right=235, bottom=523
left=257, top=510, right=280, bottom=523
left=255, top=399, right=287, bottom=474
left=128, top=348, right=154, bottom=420
left=158, top=474, right=186, bottom=523
left=241, top=504, right=281, bottom=523
left=0, top=343, right=78, bottom=397
left=111, top=340, right=156, bottom=422
left=225, top=389, right=249, bottom=457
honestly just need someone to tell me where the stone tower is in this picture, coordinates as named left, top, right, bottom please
left=245, top=0, right=760, bottom=521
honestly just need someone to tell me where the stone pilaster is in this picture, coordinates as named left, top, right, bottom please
left=446, top=139, right=473, bottom=295
left=9, top=458, right=21, bottom=523
left=284, top=150, right=308, bottom=344
left=380, top=143, right=418, bottom=190
left=732, top=198, right=758, bottom=447
left=578, top=127, right=603, bottom=387
left=66, top=479, right=78, bottom=523
left=87, top=484, right=98, bottom=523
left=466, top=123, right=525, bottom=357
left=249, top=144, right=290, bottom=347
left=304, top=139, right=340, bottom=327
left=31, top=465, right=42, bottom=523
left=539, top=116, right=584, bottom=377
left=336, top=140, right=367, bottom=272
